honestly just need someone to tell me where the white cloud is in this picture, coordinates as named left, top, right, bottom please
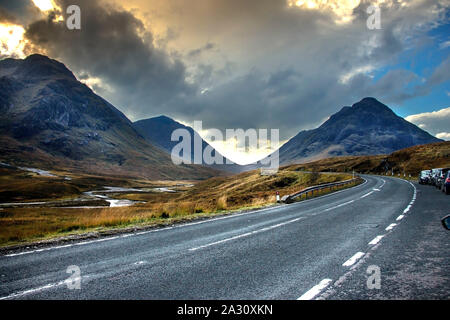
left=440, top=40, right=450, bottom=49
left=436, top=132, right=450, bottom=140
left=405, top=107, right=450, bottom=138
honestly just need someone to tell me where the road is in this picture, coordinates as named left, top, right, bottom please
left=0, top=175, right=449, bottom=300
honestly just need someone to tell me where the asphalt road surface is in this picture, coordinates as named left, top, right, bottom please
left=0, top=175, right=449, bottom=300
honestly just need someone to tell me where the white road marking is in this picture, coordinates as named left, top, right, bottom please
left=372, top=188, right=380, bottom=191
left=3, top=177, right=368, bottom=258
left=324, top=200, right=354, bottom=212
left=297, top=279, right=332, bottom=300
left=368, top=235, right=384, bottom=245
left=396, top=215, right=404, bottom=221
left=385, top=223, right=397, bottom=231
left=5, top=237, right=120, bottom=257
left=360, top=191, right=374, bottom=199
left=342, top=252, right=365, bottom=267
left=189, top=217, right=304, bottom=251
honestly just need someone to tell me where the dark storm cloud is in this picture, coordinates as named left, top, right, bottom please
left=0, top=6, right=18, bottom=23
left=0, top=0, right=41, bottom=25
left=24, top=0, right=194, bottom=117
left=17, top=0, right=450, bottom=141
left=187, top=42, right=215, bottom=58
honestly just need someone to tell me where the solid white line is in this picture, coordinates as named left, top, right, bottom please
left=368, top=235, right=384, bottom=245
left=385, top=223, right=397, bottom=231
left=0, top=279, right=68, bottom=300
left=189, top=217, right=304, bottom=251
left=297, top=279, right=333, bottom=300
left=360, top=191, right=374, bottom=199
left=5, top=237, right=120, bottom=257
left=342, top=252, right=365, bottom=267
left=396, top=215, right=404, bottom=221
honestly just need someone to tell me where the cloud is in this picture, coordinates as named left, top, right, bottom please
left=2, top=0, right=449, bottom=145
left=187, top=42, right=215, bottom=58
left=0, top=6, right=19, bottom=24
left=436, top=132, right=450, bottom=140
left=23, top=0, right=194, bottom=119
left=405, top=107, right=450, bottom=140
left=0, top=0, right=42, bottom=25
left=440, top=40, right=450, bottom=49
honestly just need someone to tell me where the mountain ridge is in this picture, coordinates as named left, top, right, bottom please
left=276, top=97, right=442, bottom=165
left=133, top=116, right=243, bottom=173
left=0, top=54, right=221, bottom=180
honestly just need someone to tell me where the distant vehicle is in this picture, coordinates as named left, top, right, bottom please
left=430, top=168, right=442, bottom=186
left=418, top=170, right=431, bottom=184
left=437, top=168, right=450, bottom=191
left=442, top=171, right=450, bottom=195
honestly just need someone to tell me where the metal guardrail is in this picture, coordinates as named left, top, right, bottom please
left=281, top=177, right=361, bottom=204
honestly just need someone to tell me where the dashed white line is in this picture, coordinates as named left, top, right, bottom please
left=360, top=191, right=374, bottom=199
left=396, top=215, right=404, bottom=221
left=189, top=217, right=304, bottom=251
left=342, top=252, right=365, bottom=267
left=324, top=200, right=354, bottom=212
left=368, top=235, right=384, bottom=245
left=385, top=223, right=397, bottom=231
left=297, top=279, right=333, bottom=300
left=403, top=205, right=412, bottom=214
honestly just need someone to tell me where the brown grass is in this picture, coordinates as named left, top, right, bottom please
left=289, top=141, right=450, bottom=176
left=0, top=168, right=352, bottom=246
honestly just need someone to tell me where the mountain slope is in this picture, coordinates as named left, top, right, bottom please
left=133, top=116, right=242, bottom=172
left=286, top=141, right=450, bottom=176
left=278, top=97, right=442, bottom=165
left=0, top=54, right=220, bottom=180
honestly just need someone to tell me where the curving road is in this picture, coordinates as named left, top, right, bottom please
left=0, top=175, right=448, bottom=300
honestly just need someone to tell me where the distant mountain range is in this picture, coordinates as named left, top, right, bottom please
left=133, top=116, right=241, bottom=172
left=0, top=54, right=219, bottom=180
left=276, top=97, right=441, bottom=165
left=134, top=98, right=441, bottom=170
left=0, top=54, right=442, bottom=179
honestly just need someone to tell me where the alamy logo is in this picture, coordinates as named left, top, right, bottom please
left=366, top=265, right=381, bottom=289
left=65, top=265, right=81, bottom=290
left=367, top=5, right=381, bottom=30
left=170, top=121, right=280, bottom=173
left=66, top=5, right=81, bottom=30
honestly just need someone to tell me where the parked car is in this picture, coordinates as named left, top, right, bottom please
left=418, top=170, right=431, bottom=184
left=430, top=168, right=442, bottom=186
left=437, top=168, right=450, bottom=191
left=442, top=171, right=450, bottom=195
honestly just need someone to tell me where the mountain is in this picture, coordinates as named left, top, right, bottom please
left=133, top=116, right=242, bottom=172
left=277, top=97, right=442, bottom=165
left=0, top=54, right=220, bottom=180
left=285, top=141, right=450, bottom=176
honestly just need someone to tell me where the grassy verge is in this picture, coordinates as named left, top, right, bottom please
left=0, top=169, right=353, bottom=247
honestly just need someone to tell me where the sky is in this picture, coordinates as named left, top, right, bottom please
left=0, top=0, right=449, bottom=164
